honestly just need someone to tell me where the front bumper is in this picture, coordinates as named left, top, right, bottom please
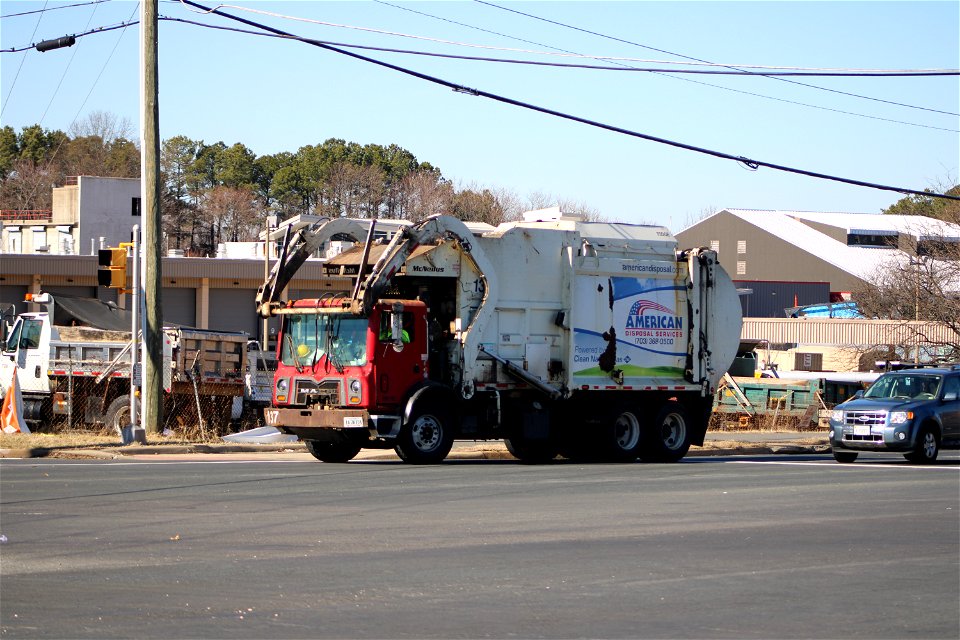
left=828, top=422, right=914, bottom=452
left=263, top=406, right=401, bottom=442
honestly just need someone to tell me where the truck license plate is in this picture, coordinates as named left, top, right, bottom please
left=853, top=425, right=871, bottom=436
left=343, top=416, right=364, bottom=428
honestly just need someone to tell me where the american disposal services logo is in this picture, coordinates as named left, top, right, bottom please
left=626, top=299, right=683, bottom=330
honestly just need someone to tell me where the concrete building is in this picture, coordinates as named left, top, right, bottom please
left=1, top=176, right=141, bottom=255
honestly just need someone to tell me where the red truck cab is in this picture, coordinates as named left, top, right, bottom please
left=268, top=298, right=430, bottom=456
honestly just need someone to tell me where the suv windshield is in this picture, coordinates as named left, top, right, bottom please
left=863, top=373, right=942, bottom=401
left=280, top=314, right=368, bottom=370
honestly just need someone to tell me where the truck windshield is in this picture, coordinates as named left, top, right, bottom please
left=4, top=318, right=42, bottom=352
left=864, top=374, right=942, bottom=400
left=280, top=314, right=368, bottom=370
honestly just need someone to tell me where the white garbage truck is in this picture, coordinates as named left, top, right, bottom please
left=257, top=211, right=743, bottom=463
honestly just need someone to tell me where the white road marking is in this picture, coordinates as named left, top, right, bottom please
left=725, top=459, right=959, bottom=470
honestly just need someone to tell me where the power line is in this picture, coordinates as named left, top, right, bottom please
left=22, top=2, right=140, bottom=207
left=0, top=0, right=109, bottom=19
left=153, top=19, right=959, bottom=78
left=178, top=0, right=960, bottom=202
left=0, top=20, right=140, bottom=53
left=474, top=0, right=960, bottom=118
left=151, top=18, right=958, bottom=134
left=38, top=0, right=104, bottom=124
left=1, top=1, right=48, bottom=118
left=376, top=0, right=958, bottom=134
left=163, top=2, right=959, bottom=75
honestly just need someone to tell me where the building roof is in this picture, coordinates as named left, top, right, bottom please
left=689, top=209, right=960, bottom=285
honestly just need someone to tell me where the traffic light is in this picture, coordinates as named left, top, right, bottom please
left=98, top=247, right=128, bottom=289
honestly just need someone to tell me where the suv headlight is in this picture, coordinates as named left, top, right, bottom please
left=889, top=411, right=914, bottom=424
left=831, top=409, right=844, bottom=423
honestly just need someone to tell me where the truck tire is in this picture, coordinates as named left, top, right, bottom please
left=904, top=425, right=939, bottom=464
left=305, top=440, right=362, bottom=463
left=504, top=436, right=558, bottom=464
left=641, top=401, right=692, bottom=463
left=395, top=404, right=454, bottom=464
left=603, top=409, right=642, bottom=462
left=103, top=396, right=131, bottom=436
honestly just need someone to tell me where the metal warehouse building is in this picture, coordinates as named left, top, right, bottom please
left=676, top=208, right=960, bottom=318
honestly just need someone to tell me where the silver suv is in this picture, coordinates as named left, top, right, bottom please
left=828, top=367, right=960, bottom=463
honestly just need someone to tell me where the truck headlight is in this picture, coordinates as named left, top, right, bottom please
left=831, top=409, right=844, bottom=423
left=889, top=411, right=913, bottom=424
left=348, top=378, right=362, bottom=405
left=276, top=377, right=289, bottom=403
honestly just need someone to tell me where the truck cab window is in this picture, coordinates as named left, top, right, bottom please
left=19, top=319, right=42, bottom=349
left=378, top=311, right=413, bottom=343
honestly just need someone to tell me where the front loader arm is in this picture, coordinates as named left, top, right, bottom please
left=256, top=217, right=372, bottom=317
left=353, top=215, right=498, bottom=396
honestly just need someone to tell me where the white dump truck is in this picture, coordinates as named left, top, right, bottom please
left=1, top=293, right=249, bottom=434
left=257, top=211, right=743, bottom=463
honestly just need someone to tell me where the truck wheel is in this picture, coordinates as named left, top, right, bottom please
left=832, top=449, right=858, bottom=463
left=103, top=396, right=131, bottom=436
left=505, top=436, right=558, bottom=464
left=395, top=405, right=454, bottom=464
left=641, top=401, right=692, bottom=463
left=304, top=440, right=362, bottom=463
left=904, top=425, right=939, bottom=464
left=603, top=409, right=642, bottom=462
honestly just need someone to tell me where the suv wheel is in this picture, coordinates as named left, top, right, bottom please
left=832, top=449, right=858, bottom=463
left=904, top=425, right=939, bottom=464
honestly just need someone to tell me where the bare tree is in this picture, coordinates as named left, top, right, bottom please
left=205, top=185, right=261, bottom=244
left=395, top=170, right=452, bottom=220
left=853, top=226, right=960, bottom=363
left=69, top=111, right=134, bottom=144
left=0, top=158, right=59, bottom=210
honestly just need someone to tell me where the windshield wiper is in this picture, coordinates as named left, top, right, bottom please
left=325, top=316, right=345, bottom=374
left=285, top=333, right=304, bottom=373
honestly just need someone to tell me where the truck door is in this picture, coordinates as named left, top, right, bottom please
left=2, top=316, right=49, bottom=394
left=372, top=306, right=427, bottom=407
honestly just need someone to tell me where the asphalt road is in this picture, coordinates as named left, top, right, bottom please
left=2, top=453, right=958, bottom=639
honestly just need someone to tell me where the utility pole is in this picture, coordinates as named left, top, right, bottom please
left=141, top=0, right=163, bottom=433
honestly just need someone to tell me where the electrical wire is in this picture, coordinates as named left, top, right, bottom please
left=0, top=0, right=109, bottom=19
left=153, top=19, right=958, bottom=77
left=0, top=19, right=139, bottom=53
left=22, top=2, right=140, bottom=207
left=474, top=0, right=959, bottom=118
left=163, top=1, right=959, bottom=75
left=38, top=0, right=103, bottom=124
left=153, top=17, right=959, bottom=133
left=378, top=0, right=958, bottom=133
left=178, top=0, right=960, bottom=202
left=1, top=1, right=48, bottom=118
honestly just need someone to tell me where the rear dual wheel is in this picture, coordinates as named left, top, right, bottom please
left=641, top=401, right=693, bottom=463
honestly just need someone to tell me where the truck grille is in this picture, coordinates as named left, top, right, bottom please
left=842, top=411, right=887, bottom=427
left=294, top=379, right=341, bottom=406
left=841, top=410, right=886, bottom=443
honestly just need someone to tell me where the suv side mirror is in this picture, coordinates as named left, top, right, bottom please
left=944, top=391, right=958, bottom=402
left=853, top=390, right=864, bottom=399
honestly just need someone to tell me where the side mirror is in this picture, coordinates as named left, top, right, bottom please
left=943, top=391, right=958, bottom=402
left=853, top=390, right=864, bottom=399
left=390, top=303, right=404, bottom=353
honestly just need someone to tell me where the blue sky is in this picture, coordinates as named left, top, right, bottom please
left=2, top=1, right=958, bottom=229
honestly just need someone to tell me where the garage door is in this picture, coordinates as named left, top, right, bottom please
left=209, top=288, right=257, bottom=337
left=162, top=287, right=196, bottom=327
